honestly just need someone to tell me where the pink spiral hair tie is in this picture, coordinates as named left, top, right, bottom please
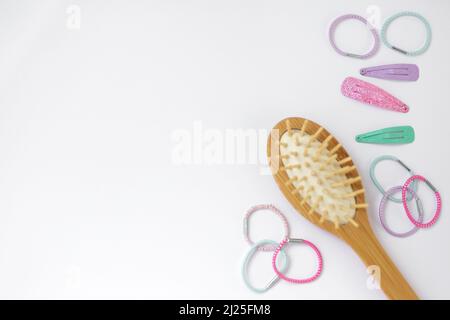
left=402, top=175, right=442, bottom=228
left=272, top=238, right=323, bottom=284
left=243, top=204, right=290, bottom=251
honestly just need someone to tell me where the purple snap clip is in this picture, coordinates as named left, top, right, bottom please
left=360, top=64, right=419, bottom=81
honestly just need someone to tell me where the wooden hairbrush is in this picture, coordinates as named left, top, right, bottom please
left=267, top=117, right=418, bottom=300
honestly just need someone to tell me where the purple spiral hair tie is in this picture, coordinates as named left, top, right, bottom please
left=329, top=14, right=380, bottom=59
left=379, top=186, right=424, bottom=238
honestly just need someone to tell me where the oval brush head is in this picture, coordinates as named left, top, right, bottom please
left=268, top=117, right=366, bottom=233
left=267, top=117, right=418, bottom=300
left=280, top=127, right=360, bottom=228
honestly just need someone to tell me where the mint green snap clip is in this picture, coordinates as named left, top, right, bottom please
left=356, top=126, right=415, bottom=144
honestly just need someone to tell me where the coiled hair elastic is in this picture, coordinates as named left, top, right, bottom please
left=379, top=186, right=424, bottom=238
left=242, top=205, right=323, bottom=292
left=329, top=14, right=380, bottom=59
left=272, top=238, right=323, bottom=284
left=370, top=155, right=417, bottom=203
left=243, top=204, right=289, bottom=251
left=242, top=239, right=289, bottom=293
left=402, top=175, right=441, bottom=228
left=381, top=11, right=431, bottom=56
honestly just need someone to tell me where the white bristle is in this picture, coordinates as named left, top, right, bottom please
left=280, top=128, right=357, bottom=225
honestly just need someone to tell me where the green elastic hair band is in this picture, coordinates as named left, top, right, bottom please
left=370, top=155, right=418, bottom=203
left=381, top=11, right=432, bottom=56
left=242, top=239, right=288, bottom=294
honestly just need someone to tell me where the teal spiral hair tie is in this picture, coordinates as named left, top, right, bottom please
left=370, top=155, right=417, bottom=203
left=381, top=11, right=431, bottom=56
left=242, top=239, right=288, bottom=293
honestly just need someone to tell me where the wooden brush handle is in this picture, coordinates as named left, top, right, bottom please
left=345, top=224, right=419, bottom=300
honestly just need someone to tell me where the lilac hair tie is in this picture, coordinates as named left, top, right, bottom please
left=379, top=186, right=424, bottom=238
left=329, top=14, right=380, bottom=59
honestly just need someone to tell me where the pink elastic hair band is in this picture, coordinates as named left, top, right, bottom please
left=243, top=204, right=290, bottom=251
left=402, top=175, right=442, bottom=228
left=272, top=238, right=323, bottom=284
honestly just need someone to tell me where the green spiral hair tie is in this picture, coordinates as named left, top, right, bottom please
left=242, top=239, right=288, bottom=293
left=381, top=11, right=431, bottom=56
left=370, top=155, right=418, bottom=203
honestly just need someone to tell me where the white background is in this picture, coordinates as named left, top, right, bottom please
left=0, top=0, right=449, bottom=299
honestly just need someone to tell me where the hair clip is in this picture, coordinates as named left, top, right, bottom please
left=356, top=126, right=415, bottom=144
left=341, top=77, right=409, bottom=113
left=360, top=64, right=419, bottom=81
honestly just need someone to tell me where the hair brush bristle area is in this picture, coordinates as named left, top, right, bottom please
left=279, top=124, right=363, bottom=227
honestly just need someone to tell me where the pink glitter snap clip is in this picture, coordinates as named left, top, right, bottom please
left=341, top=77, right=409, bottom=113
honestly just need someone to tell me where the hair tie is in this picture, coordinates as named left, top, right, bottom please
left=370, top=155, right=417, bottom=203
left=243, top=204, right=290, bottom=251
left=329, top=14, right=380, bottom=59
left=272, top=238, right=323, bottom=284
left=242, top=240, right=289, bottom=293
left=242, top=205, right=323, bottom=292
left=379, top=186, right=424, bottom=238
left=402, top=175, right=441, bottom=228
left=381, top=11, right=431, bottom=56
